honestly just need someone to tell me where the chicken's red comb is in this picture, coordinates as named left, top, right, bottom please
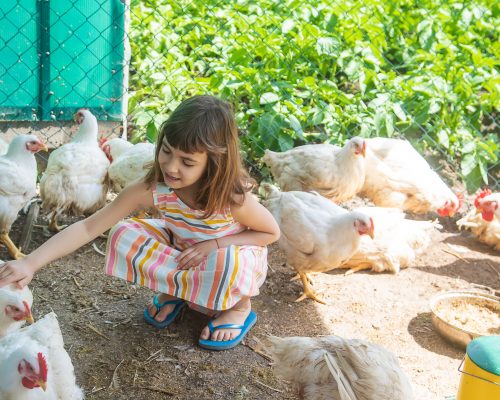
left=37, top=352, right=48, bottom=381
left=474, top=188, right=492, bottom=208
left=98, top=137, right=108, bottom=148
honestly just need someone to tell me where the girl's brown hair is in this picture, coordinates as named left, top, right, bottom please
left=144, top=95, right=254, bottom=217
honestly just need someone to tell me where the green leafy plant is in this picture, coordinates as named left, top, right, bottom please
left=128, top=0, right=499, bottom=191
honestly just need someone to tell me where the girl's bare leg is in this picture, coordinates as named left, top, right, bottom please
left=199, top=297, right=251, bottom=342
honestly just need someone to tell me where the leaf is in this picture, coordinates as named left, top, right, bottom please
left=287, top=114, right=304, bottom=139
left=253, top=112, right=287, bottom=148
left=417, top=19, right=435, bottom=50
left=277, top=131, right=294, bottom=151
left=303, top=76, right=315, bottom=87
left=460, top=153, right=477, bottom=176
left=464, top=165, right=483, bottom=194
left=311, top=110, right=325, bottom=125
left=385, top=113, right=394, bottom=137
left=260, top=92, right=280, bottom=105
left=392, top=103, right=407, bottom=121
left=436, top=130, right=449, bottom=149
left=146, top=121, right=157, bottom=143
left=316, top=37, right=340, bottom=56
left=478, top=159, right=489, bottom=184
left=282, top=19, right=295, bottom=34
left=461, top=141, right=476, bottom=154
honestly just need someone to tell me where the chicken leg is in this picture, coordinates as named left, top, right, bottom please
left=344, top=262, right=373, bottom=275
left=0, top=233, right=26, bottom=259
left=290, top=271, right=315, bottom=286
left=294, top=272, right=326, bottom=304
left=48, top=214, right=67, bottom=232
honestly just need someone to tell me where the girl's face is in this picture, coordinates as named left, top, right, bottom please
left=158, top=139, right=208, bottom=189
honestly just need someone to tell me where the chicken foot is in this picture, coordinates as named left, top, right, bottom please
left=0, top=233, right=26, bottom=260
left=344, top=262, right=373, bottom=276
left=48, top=215, right=67, bottom=233
left=294, top=272, right=326, bottom=304
left=290, top=271, right=315, bottom=286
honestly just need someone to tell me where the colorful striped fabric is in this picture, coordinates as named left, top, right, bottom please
left=105, top=183, right=268, bottom=311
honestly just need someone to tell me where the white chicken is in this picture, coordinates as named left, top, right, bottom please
left=0, top=135, right=47, bottom=259
left=361, top=137, right=460, bottom=216
left=262, top=184, right=374, bottom=303
left=0, top=137, right=8, bottom=155
left=40, top=109, right=110, bottom=232
left=0, top=312, right=84, bottom=399
left=0, top=280, right=34, bottom=337
left=340, top=207, right=440, bottom=274
left=100, top=137, right=154, bottom=192
left=457, top=189, right=500, bottom=251
left=262, top=137, right=366, bottom=202
left=263, top=335, right=413, bottom=400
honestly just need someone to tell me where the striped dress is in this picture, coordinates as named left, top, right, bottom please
left=105, top=183, right=268, bottom=312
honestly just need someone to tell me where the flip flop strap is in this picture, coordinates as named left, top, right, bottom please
left=153, top=296, right=183, bottom=312
left=207, top=320, right=244, bottom=333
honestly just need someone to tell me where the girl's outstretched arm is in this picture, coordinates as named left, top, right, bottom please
left=0, top=182, right=154, bottom=288
left=176, top=192, right=280, bottom=269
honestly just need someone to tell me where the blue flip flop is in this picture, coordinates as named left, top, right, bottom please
left=198, top=310, right=257, bottom=351
left=143, top=296, right=185, bottom=329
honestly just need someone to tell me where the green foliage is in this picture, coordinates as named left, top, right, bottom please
left=128, top=0, right=499, bottom=190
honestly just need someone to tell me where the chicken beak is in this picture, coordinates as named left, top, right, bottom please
left=73, top=112, right=83, bottom=124
left=39, top=143, right=49, bottom=152
left=369, top=227, right=375, bottom=240
left=24, top=313, right=34, bottom=324
left=38, top=380, right=47, bottom=391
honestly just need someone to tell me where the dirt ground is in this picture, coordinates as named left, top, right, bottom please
left=2, top=210, right=499, bottom=400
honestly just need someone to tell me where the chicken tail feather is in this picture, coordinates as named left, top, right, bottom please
left=324, top=353, right=359, bottom=400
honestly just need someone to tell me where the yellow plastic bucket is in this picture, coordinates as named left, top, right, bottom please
left=457, top=336, right=500, bottom=400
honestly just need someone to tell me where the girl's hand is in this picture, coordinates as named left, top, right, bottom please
left=175, top=239, right=219, bottom=270
left=0, top=259, right=36, bottom=289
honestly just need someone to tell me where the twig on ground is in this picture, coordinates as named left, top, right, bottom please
left=471, top=283, right=500, bottom=297
left=92, top=242, right=106, bottom=256
left=32, top=290, right=49, bottom=302
left=441, top=248, right=469, bottom=263
left=91, top=387, right=106, bottom=394
left=136, top=385, right=175, bottom=396
left=245, top=342, right=273, bottom=362
left=133, top=368, right=138, bottom=386
left=486, top=261, right=500, bottom=279
left=86, top=323, right=110, bottom=340
left=144, top=349, right=162, bottom=365
left=253, top=379, right=283, bottom=393
left=109, top=359, right=125, bottom=389
left=104, top=288, right=130, bottom=296
left=72, top=276, right=82, bottom=290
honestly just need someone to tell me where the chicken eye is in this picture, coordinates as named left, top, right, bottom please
left=13, top=306, right=20, bottom=312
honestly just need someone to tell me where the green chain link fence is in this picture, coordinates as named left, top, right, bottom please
left=1, top=0, right=498, bottom=192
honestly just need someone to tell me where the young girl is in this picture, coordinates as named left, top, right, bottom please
left=0, top=96, right=280, bottom=350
